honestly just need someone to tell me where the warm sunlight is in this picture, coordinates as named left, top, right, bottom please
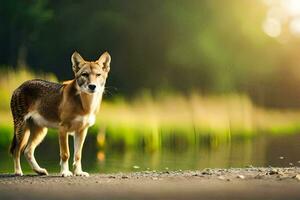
left=282, top=0, right=300, bottom=16
left=263, top=0, right=300, bottom=38
left=2, top=1, right=300, bottom=199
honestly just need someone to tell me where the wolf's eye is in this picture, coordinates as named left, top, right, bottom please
left=82, top=73, right=89, bottom=77
left=96, top=73, right=101, bottom=77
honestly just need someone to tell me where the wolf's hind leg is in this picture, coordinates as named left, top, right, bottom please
left=11, top=121, right=30, bottom=176
left=24, top=123, right=48, bottom=175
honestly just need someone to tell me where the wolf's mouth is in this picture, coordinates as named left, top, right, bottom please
left=88, top=89, right=97, bottom=93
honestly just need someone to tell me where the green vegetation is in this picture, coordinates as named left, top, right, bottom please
left=2, top=0, right=300, bottom=173
left=0, top=67, right=57, bottom=111
left=1, top=1, right=300, bottom=108
left=1, top=68, right=300, bottom=151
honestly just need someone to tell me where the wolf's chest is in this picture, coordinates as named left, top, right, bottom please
left=73, top=114, right=96, bottom=127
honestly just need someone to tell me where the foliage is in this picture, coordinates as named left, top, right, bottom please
left=1, top=68, right=300, bottom=150
left=0, top=66, right=56, bottom=111
left=1, top=1, right=300, bottom=107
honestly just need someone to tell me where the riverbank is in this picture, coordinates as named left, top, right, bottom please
left=0, top=168, right=300, bottom=200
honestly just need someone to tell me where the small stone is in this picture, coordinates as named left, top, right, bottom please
left=201, top=171, right=212, bottom=175
left=108, top=175, right=116, bottom=179
left=133, top=165, right=140, bottom=169
left=121, top=175, right=129, bottom=179
left=278, top=171, right=285, bottom=176
left=279, top=156, right=284, bottom=160
left=297, top=161, right=300, bottom=164
left=289, top=163, right=294, bottom=166
left=268, top=168, right=279, bottom=175
left=237, top=175, right=245, bottom=179
left=254, top=174, right=264, bottom=179
left=278, top=175, right=289, bottom=180
left=218, top=176, right=225, bottom=180
left=293, top=174, right=300, bottom=181
left=152, top=177, right=158, bottom=180
left=268, top=168, right=285, bottom=176
left=201, top=168, right=212, bottom=175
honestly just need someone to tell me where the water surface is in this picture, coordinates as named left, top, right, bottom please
left=1, top=131, right=300, bottom=174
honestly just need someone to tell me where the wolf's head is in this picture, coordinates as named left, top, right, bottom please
left=71, top=51, right=111, bottom=94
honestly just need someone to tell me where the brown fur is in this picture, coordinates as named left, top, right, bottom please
left=10, top=51, right=111, bottom=176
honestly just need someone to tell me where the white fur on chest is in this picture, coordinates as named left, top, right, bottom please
left=73, top=93, right=100, bottom=127
left=73, top=114, right=96, bottom=127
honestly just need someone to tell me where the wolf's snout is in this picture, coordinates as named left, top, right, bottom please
left=88, top=84, right=96, bottom=91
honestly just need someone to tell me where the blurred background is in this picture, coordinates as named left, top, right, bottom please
left=1, top=0, right=300, bottom=173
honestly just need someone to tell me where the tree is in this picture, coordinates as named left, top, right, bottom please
left=0, top=0, right=53, bottom=66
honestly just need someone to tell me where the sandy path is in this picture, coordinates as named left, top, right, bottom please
left=1, top=168, right=300, bottom=200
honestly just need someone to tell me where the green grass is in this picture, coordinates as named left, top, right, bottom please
left=1, top=67, right=300, bottom=150
left=0, top=66, right=57, bottom=112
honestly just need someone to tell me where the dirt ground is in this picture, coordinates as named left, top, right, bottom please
left=1, top=167, right=300, bottom=200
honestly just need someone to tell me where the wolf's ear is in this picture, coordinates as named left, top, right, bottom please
left=71, top=51, right=85, bottom=73
left=96, top=52, right=111, bottom=72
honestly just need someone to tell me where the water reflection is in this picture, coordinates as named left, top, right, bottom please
left=94, top=130, right=300, bottom=172
left=97, top=151, right=105, bottom=162
left=0, top=130, right=300, bottom=174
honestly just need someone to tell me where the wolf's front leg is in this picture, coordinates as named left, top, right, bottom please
left=73, top=128, right=89, bottom=177
left=59, top=129, right=73, bottom=177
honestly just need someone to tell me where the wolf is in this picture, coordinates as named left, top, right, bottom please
left=9, top=51, right=111, bottom=177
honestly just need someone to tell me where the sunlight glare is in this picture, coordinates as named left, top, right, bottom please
left=267, top=6, right=288, bottom=23
left=289, top=17, right=300, bottom=36
left=262, top=18, right=282, bottom=37
left=282, top=0, right=300, bottom=16
left=262, top=0, right=300, bottom=38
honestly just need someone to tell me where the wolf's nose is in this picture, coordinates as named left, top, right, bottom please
left=88, top=84, right=96, bottom=91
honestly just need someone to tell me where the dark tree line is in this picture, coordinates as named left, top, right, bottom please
left=1, top=0, right=300, bottom=108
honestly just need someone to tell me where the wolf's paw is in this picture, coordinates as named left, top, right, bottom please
left=60, top=170, right=73, bottom=177
left=34, top=168, right=48, bottom=176
left=14, top=171, right=23, bottom=176
left=74, top=171, right=89, bottom=177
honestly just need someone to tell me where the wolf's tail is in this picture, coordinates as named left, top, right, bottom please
left=9, top=134, right=17, bottom=155
left=9, top=89, right=28, bottom=155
